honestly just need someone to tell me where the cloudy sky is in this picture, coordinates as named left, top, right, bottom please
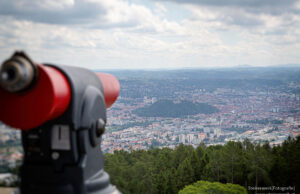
left=0, top=0, right=299, bottom=69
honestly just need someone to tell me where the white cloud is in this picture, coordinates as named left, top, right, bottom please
left=19, top=0, right=75, bottom=10
left=0, top=0, right=299, bottom=69
left=154, top=3, right=167, bottom=17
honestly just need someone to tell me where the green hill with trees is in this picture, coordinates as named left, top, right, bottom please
left=134, top=100, right=219, bottom=118
left=104, top=137, right=300, bottom=194
left=179, top=180, right=247, bottom=194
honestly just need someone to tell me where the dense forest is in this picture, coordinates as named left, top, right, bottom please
left=104, top=137, right=300, bottom=194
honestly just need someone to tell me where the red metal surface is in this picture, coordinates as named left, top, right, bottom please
left=96, top=73, right=120, bottom=108
left=0, top=65, right=71, bottom=130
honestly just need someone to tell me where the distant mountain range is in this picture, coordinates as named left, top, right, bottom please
left=133, top=100, right=219, bottom=118
left=99, top=66, right=300, bottom=83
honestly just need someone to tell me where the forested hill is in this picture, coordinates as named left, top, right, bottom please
left=134, top=100, right=219, bottom=118
left=104, top=137, right=300, bottom=194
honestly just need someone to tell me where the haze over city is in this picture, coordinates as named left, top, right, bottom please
left=0, top=0, right=299, bottom=69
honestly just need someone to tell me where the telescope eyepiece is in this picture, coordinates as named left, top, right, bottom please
left=1, top=62, right=19, bottom=83
left=0, top=52, right=37, bottom=93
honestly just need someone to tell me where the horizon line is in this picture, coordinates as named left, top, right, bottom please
left=94, top=64, right=300, bottom=71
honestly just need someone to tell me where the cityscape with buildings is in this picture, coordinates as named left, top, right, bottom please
left=103, top=82, right=300, bottom=153
left=0, top=67, right=300, bottom=162
left=0, top=127, right=22, bottom=169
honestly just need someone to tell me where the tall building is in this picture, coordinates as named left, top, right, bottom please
left=179, top=134, right=185, bottom=144
left=186, top=134, right=194, bottom=143
left=214, top=128, right=221, bottom=138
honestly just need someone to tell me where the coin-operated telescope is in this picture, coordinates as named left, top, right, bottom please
left=0, top=51, right=120, bottom=194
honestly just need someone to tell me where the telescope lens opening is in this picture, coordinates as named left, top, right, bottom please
left=1, top=71, right=8, bottom=80
left=1, top=66, right=18, bottom=83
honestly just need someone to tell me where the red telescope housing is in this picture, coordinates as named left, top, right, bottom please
left=0, top=51, right=120, bottom=194
left=0, top=53, right=119, bottom=130
left=96, top=72, right=120, bottom=109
